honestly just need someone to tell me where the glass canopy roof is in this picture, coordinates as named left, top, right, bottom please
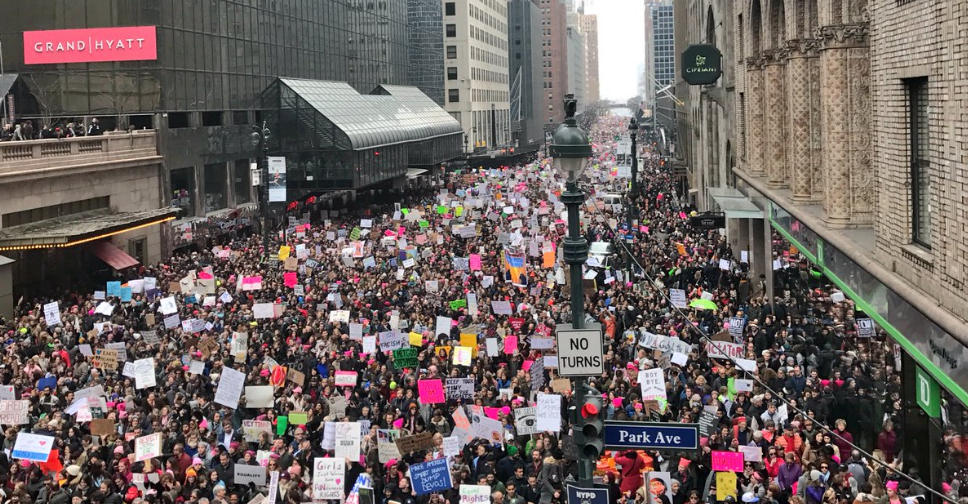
left=278, top=79, right=462, bottom=151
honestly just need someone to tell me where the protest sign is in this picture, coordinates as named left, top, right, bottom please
left=711, top=451, right=744, bottom=472
left=716, top=472, right=737, bottom=501
left=536, top=393, right=561, bottom=432
left=245, top=386, right=274, bottom=408
left=393, top=348, right=418, bottom=369
left=235, top=465, right=267, bottom=486
left=394, top=432, right=435, bottom=454
left=243, top=420, right=272, bottom=442
left=460, top=485, right=491, bottom=504
left=0, top=400, right=29, bottom=425
left=443, top=435, right=461, bottom=457
left=514, top=407, right=537, bottom=435
left=707, top=341, right=744, bottom=360
left=134, top=433, right=162, bottom=462
left=215, top=367, right=245, bottom=409
left=93, top=349, right=119, bottom=370
left=335, top=371, right=358, bottom=387
left=313, top=458, right=346, bottom=500
left=231, top=332, right=248, bottom=360
left=417, top=379, right=445, bottom=404
left=12, top=432, right=55, bottom=462
left=133, top=359, right=156, bottom=389
left=43, top=302, right=61, bottom=327
left=410, top=458, right=453, bottom=495
left=91, top=419, right=115, bottom=436
left=638, top=369, right=666, bottom=401
left=335, top=421, right=362, bottom=459
left=739, top=445, right=762, bottom=462
left=377, top=429, right=402, bottom=463
left=379, top=331, right=407, bottom=352
left=445, top=378, right=475, bottom=401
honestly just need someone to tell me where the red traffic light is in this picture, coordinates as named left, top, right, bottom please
left=581, top=403, right=600, bottom=418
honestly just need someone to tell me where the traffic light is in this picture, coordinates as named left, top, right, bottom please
left=580, top=389, right=605, bottom=460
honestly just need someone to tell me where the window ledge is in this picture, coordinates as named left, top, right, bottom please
left=900, top=243, right=935, bottom=268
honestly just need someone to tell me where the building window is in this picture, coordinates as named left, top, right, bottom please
left=128, top=237, right=147, bottom=265
left=204, top=163, right=228, bottom=213
left=171, top=167, right=196, bottom=217
left=445, top=2, right=456, bottom=15
left=447, top=45, right=457, bottom=59
left=446, top=24, right=457, bottom=37
left=449, top=89, right=460, bottom=103
left=907, top=77, right=931, bottom=247
left=448, top=67, right=458, bottom=80
left=234, top=159, right=252, bottom=205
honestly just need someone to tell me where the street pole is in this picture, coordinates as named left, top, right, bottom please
left=626, top=118, right=638, bottom=280
left=261, top=140, right=270, bottom=259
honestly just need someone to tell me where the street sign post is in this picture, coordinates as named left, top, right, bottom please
left=603, top=422, right=700, bottom=450
left=556, top=324, right=604, bottom=377
left=567, top=486, right=609, bottom=504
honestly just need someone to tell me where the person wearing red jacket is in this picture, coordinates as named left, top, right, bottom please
left=614, top=450, right=645, bottom=495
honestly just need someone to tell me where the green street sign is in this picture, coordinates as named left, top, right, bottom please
left=681, top=44, right=723, bottom=86
left=915, top=365, right=940, bottom=418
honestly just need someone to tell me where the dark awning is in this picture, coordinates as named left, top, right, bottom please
left=0, top=208, right=176, bottom=251
left=88, top=241, right=140, bottom=270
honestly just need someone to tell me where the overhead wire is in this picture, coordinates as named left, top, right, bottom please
left=576, top=146, right=955, bottom=503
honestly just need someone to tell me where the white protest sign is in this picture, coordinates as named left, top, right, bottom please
left=536, top=394, right=561, bottom=432
left=134, top=359, right=157, bottom=389
left=215, top=367, right=245, bottom=409
left=312, top=458, right=345, bottom=500
left=43, top=302, right=61, bottom=327
left=460, top=485, right=491, bottom=504
left=0, top=400, right=29, bottom=425
left=134, top=433, right=162, bottom=462
left=234, top=464, right=267, bottom=486
left=335, top=421, right=362, bottom=459
left=638, top=368, right=667, bottom=401
left=12, top=432, right=55, bottom=461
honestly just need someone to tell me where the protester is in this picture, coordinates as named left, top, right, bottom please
left=0, top=115, right=961, bottom=504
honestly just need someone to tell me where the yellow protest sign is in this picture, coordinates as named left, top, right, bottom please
left=716, top=472, right=737, bottom=501
left=278, top=246, right=291, bottom=261
left=409, top=332, right=423, bottom=347
left=460, top=333, right=478, bottom=357
left=452, top=346, right=472, bottom=366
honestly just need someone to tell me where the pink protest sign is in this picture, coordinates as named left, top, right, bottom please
left=334, top=371, right=358, bottom=387
left=504, top=336, right=518, bottom=354
left=484, top=407, right=501, bottom=419
left=241, top=276, right=262, bottom=291
left=711, top=451, right=744, bottom=472
left=417, top=379, right=445, bottom=403
left=470, top=254, right=482, bottom=271
left=283, top=272, right=297, bottom=288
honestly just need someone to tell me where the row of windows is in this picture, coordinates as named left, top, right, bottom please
left=473, top=46, right=508, bottom=67
left=472, top=89, right=508, bottom=103
left=473, top=0, right=506, bottom=19
left=470, top=4, right=507, bottom=33
left=471, top=24, right=508, bottom=51
left=472, top=67, right=508, bottom=84
left=2, top=196, right=110, bottom=229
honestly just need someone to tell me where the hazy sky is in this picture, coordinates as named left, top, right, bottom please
left=585, top=0, right=645, bottom=102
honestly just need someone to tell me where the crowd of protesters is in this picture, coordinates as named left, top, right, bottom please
left=0, top=118, right=104, bottom=141
left=0, top=114, right=964, bottom=504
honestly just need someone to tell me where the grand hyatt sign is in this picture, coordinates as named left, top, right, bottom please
left=23, top=26, right=157, bottom=65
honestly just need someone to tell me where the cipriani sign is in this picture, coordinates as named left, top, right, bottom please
left=23, top=26, right=157, bottom=65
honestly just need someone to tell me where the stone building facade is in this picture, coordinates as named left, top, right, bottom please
left=679, top=0, right=968, bottom=485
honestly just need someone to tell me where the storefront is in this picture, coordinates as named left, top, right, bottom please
left=768, top=201, right=968, bottom=494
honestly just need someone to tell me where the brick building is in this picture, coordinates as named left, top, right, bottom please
left=677, top=0, right=968, bottom=489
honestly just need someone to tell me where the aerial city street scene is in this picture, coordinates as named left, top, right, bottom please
left=0, top=1, right=966, bottom=504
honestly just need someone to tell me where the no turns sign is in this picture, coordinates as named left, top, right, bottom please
left=555, top=324, right=604, bottom=377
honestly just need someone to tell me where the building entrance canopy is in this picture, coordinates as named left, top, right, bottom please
left=709, top=187, right=764, bottom=219
left=0, top=208, right=176, bottom=252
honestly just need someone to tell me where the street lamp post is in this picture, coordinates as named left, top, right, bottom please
left=250, top=121, right=271, bottom=259
left=549, top=93, right=595, bottom=488
left=626, top=118, right=639, bottom=279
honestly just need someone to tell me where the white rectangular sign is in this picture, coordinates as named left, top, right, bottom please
left=555, top=324, right=603, bottom=376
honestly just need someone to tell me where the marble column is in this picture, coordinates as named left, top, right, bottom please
left=745, top=56, right=767, bottom=177
left=764, top=49, right=789, bottom=188
left=817, top=24, right=870, bottom=227
left=786, top=38, right=823, bottom=202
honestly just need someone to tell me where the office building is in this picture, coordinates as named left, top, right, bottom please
left=442, top=0, right=512, bottom=151
left=581, top=14, right=600, bottom=103
left=540, top=0, right=569, bottom=127
left=408, top=0, right=447, bottom=106
left=652, top=0, right=675, bottom=90
left=563, top=1, right=586, bottom=114
left=508, top=0, right=545, bottom=149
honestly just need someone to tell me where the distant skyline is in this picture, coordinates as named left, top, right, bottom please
left=585, top=0, right=645, bottom=102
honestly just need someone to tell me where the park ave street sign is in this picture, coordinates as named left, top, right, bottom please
left=556, top=324, right=604, bottom=376
left=603, top=422, right=700, bottom=450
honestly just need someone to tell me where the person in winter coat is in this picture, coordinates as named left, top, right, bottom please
left=615, top=450, right=646, bottom=496
left=777, top=453, right=803, bottom=494
left=539, top=454, right=566, bottom=504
